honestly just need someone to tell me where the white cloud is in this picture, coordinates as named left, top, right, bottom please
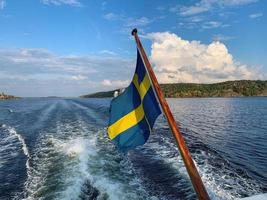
left=249, top=12, right=263, bottom=19
left=201, top=21, right=222, bottom=29
left=180, top=2, right=211, bottom=16
left=125, top=17, right=151, bottom=27
left=103, top=13, right=119, bottom=20
left=146, top=32, right=263, bottom=83
left=104, top=13, right=151, bottom=26
left=41, top=0, right=82, bottom=7
left=0, top=48, right=134, bottom=96
left=0, top=0, right=6, bottom=9
left=0, top=48, right=96, bottom=75
left=103, top=12, right=152, bottom=34
left=68, top=74, right=87, bottom=81
left=101, top=79, right=112, bottom=86
left=212, top=34, right=235, bottom=41
left=101, top=79, right=129, bottom=88
left=0, top=48, right=134, bottom=76
left=222, top=0, right=258, bottom=6
left=99, top=50, right=118, bottom=56
left=103, top=13, right=151, bottom=27
left=187, top=16, right=205, bottom=23
left=178, top=0, right=259, bottom=16
left=200, top=21, right=230, bottom=29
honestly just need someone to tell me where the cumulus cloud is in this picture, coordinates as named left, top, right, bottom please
left=146, top=32, right=263, bottom=83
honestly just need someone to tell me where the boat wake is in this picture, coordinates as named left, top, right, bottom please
left=23, top=112, right=152, bottom=200
left=0, top=124, right=31, bottom=199
left=141, top=124, right=264, bottom=200
left=1, top=98, right=266, bottom=200
left=0, top=124, right=30, bottom=170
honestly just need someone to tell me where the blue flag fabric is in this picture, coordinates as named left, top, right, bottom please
left=108, top=49, right=161, bottom=151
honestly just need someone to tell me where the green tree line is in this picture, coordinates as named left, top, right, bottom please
left=81, top=80, right=267, bottom=98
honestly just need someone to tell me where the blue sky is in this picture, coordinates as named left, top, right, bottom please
left=0, top=0, right=266, bottom=97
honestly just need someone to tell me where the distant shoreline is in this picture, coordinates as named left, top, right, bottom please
left=0, top=92, right=20, bottom=100
left=81, top=80, right=267, bottom=98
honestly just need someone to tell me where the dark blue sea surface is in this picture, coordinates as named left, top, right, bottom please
left=0, top=97, right=266, bottom=200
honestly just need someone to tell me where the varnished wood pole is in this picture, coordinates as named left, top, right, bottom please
left=132, top=28, right=210, bottom=200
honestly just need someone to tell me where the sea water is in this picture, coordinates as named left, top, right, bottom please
left=0, top=97, right=266, bottom=200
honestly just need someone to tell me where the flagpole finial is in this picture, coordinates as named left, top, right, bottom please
left=131, top=28, right=137, bottom=35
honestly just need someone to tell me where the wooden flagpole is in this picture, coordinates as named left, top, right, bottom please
left=132, top=28, right=210, bottom=200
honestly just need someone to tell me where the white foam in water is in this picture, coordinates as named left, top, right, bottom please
left=2, top=99, right=265, bottom=200
left=24, top=134, right=62, bottom=199
left=2, top=116, right=261, bottom=200
left=0, top=124, right=31, bottom=171
left=148, top=133, right=262, bottom=200
left=23, top=118, right=152, bottom=200
left=57, top=137, right=96, bottom=199
left=62, top=138, right=89, bottom=157
left=194, top=150, right=262, bottom=200
left=74, top=121, right=153, bottom=200
left=57, top=135, right=138, bottom=200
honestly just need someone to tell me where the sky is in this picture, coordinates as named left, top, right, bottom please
left=0, top=0, right=266, bottom=97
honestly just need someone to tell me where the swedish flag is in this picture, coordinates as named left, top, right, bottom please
left=108, top=50, right=161, bottom=151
